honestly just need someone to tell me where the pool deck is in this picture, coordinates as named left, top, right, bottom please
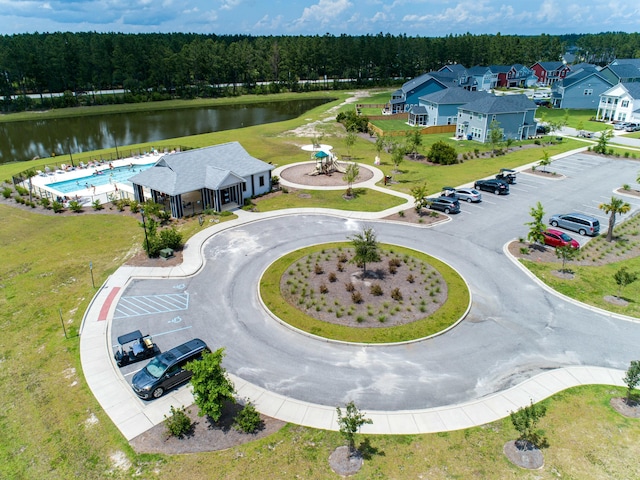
left=28, top=152, right=163, bottom=206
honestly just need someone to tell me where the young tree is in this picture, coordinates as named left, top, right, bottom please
left=344, top=131, right=357, bottom=157
left=599, top=196, right=631, bottom=242
left=336, top=401, right=372, bottom=456
left=510, top=400, right=548, bottom=449
left=525, top=201, right=546, bottom=247
left=410, top=183, right=429, bottom=214
left=555, top=244, right=579, bottom=273
left=593, top=128, right=614, bottom=154
left=185, top=348, right=235, bottom=423
left=488, top=119, right=503, bottom=153
left=623, top=360, right=640, bottom=404
left=349, top=226, right=380, bottom=277
left=405, top=128, right=422, bottom=159
left=390, top=141, right=405, bottom=173
left=342, top=162, right=359, bottom=197
left=375, top=133, right=385, bottom=155
left=24, top=168, right=36, bottom=203
left=538, top=150, right=551, bottom=173
left=613, top=266, right=638, bottom=299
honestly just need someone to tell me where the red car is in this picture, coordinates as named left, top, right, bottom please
left=542, top=229, right=580, bottom=249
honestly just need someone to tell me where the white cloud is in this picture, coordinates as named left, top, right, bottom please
left=220, top=0, right=242, bottom=11
left=294, top=0, right=353, bottom=27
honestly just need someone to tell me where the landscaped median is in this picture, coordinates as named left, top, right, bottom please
left=260, top=242, right=470, bottom=343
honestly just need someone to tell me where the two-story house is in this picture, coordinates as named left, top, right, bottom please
left=410, top=88, right=491, bottom=127
left=596, top=82, right=640, bottom=123
left=387, top=71, right=459, bottom=114
left=551, top=65, right=613, bottom=109
left=530, top=61, right=571, bottom=86
left=456, top=94, right=538, bottom=143
left=598, top=59, right=640, bottom=85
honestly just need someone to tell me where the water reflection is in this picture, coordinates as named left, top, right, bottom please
left=0, top=99, right=330, bottom=164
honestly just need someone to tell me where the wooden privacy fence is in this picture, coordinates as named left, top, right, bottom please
left=368, top=123, right=456, bottom=137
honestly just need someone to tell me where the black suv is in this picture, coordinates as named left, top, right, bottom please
left=427, top=196, right=460, bottom=214
left=131, top=338, right=209, bottom=400
left=474, top=178, right=509, bottom=195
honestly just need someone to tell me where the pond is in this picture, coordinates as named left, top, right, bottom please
left=0, top=98, right=331, bottom=164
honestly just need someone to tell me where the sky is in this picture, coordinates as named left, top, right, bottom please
left=0, top=0, right=639, bottom=37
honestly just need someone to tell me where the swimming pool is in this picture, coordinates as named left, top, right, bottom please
left=47, top=163, right=155, bottom=194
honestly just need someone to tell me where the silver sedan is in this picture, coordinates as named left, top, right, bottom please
left=454, top=187, right=482, bottom=203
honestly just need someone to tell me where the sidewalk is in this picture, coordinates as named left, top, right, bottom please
left=80, top=161, right=628, bottom=441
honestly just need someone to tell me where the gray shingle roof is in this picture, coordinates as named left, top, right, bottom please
left=535, top=61, right=566, bottom=71
left=459, top=94, right=536, bottom=114
left=621, top=82, right=640, bottom=100
left=129, top=142, right=273, bottom=195
left=607, top=63, right=640, bottom=80
left=560, top=68, right=611, bottom=88
left=419, top=88, right=490, bottom=105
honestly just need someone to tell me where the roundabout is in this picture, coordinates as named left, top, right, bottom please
left=80, top=154, right=640, bottom=440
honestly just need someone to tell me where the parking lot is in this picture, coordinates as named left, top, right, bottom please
left=104, top=151, right=640, bottom=433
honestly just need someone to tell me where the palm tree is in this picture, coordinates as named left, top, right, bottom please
left=599, top=196, right=631, bottom=242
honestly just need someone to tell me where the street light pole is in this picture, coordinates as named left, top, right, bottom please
left=113, top=132, right=120, bottom=160
left=141, top=210, right=150, bottom=257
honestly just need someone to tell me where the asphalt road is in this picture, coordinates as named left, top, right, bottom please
left=112, top=152, right=640, bottom=411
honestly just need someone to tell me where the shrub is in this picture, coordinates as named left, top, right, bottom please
left=389, top=264, right=397, bottom=274
left=351, top=291, right=363, bottom=304
left=40, top=197, right=51, bottom=208
left=370, top=284, right=383, bottom=296
left=319, top=283, right=329, bottom=294
left=336, top=263, right=344, bottom=272
left=52, top=200, right=64, bottom=213
left=15, top=185, right=29, bottom=196
left=314, top=263, right=324, bottom=274
left=328, top=272, right=337, bottom=282
left=623, top=184, right=631, bottom=191
left=164, top=405, right=192, bottom=438
left=2, top=187, right=11, bottom=199
left=345, top=282, right=355, bottom=292
left=68, top=200, right=83, bottom=213
left=92, top=199, right=103, bottom=210
left=389, top=258, right=401, bottom=268
left=390, top=288, right=403, bottom=301
left=427, top=140, right=458, bottom=165
left=233, top=401, right=263, bottom=434
left=338, top=253, right=348, bottom=263
left=520, top=247, right=530, bottom=255
left=159, top=227, right=183, bottom=250
left=15, top=196, right=25, bottom=204
left=407, top=274, right=415, bottom=283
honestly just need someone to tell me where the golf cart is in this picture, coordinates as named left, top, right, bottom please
left=114, top=330, right=159, bottom=367
left=495, top=168, right=517, bottom=184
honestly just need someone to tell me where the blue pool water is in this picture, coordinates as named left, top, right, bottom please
left=47, top=163, right=154, bottom=194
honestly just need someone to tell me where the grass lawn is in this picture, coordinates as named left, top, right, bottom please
left=250, top=187, right=406, bottom=212
left=3, top=92, right=640, bottom=478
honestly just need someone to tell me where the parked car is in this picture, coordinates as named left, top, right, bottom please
left=548, top=213, right=600, bottom=236
left=541, top=229, right=580, bottom=249
left=625, top=123, right=640, bottom=132
left=536, top=125, right=549, bottom=134
left=614, top=122, right=629, bottom=130
left=495, top=168, right=517, bottom=184
left=131, top=338, right=209, bottom=400
left=427, top=196, right=460, bottom=214
left=473, top=178, right=510, bottom=195
left=577, top=130, right=594, bottom=138
left=454, top=187, right=482, bottom=203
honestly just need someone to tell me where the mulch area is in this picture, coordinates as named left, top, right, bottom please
left=503, top=440, right=544, bottom=470
left=278, top=162, right=374, bottom=186
left=130, top=401, right=286, bottom=455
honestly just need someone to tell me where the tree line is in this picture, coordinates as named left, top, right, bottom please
left=1, top=31, right=639, bottom=112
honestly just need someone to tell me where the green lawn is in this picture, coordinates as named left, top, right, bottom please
left=251, top=188, right=406, bottom=212
left=3, top=92, right=640, bottom=479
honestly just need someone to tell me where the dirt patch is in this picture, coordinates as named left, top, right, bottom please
left=382, top=207, right=447, bottom=226
left=281, top=247, right=447, bottom=327
left=130, top=401, right=285, bottom=454
left=279, top=162, right=374, bottom=187
left=610, top=397, right=640, bottom=418
left=503, top=440, right=544, bottom=470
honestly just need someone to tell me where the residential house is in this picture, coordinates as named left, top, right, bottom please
left=130, top=141, right=274, bottom=218
left=411, top=88, right=491, bottom=127
left=489, top=64, right=536, bottom=88
left=598, top=59, right=640, bottom=85
left=387, top=70, right=460, bottom=113
left=460, top=66, right=498, bottom=91
left=551, top=65, right=613, bottom=109
left=530, top=61, right=571, bottom=86
left=456, top=94, right=538, bottom=143
left=595, top=82, right=640, bottom=123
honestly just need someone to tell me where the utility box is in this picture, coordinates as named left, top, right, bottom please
left=159, top=248, right=174, bottom=259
